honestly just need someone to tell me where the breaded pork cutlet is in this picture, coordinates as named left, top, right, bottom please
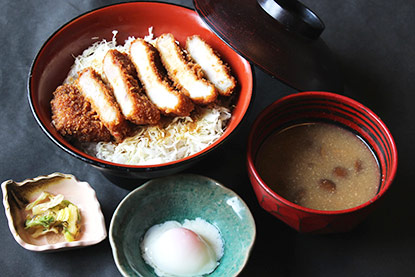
left=129, top=38, right=194, bottom=117
left=186, top=35, right=236, bottom=96
left=155, top=33, right=217, bottom=105
left=51, top=84, right=112, bottom=142
left=103, top=49, right=160, bottom=125
left=77, top=67, right=130, bottom=142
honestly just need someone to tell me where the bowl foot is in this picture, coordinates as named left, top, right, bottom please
left=100, top=171, right=148, bottom=190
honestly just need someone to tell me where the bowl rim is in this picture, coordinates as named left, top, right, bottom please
left=109, top=173, right=256, bottom=276
left=247, top=91, right=398, bottom=216
left=27, top=1, right=255, bottom=172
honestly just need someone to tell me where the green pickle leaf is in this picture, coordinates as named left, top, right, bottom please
left=25, top=192, right=81, bottom=242
left=25, top=214, right=55, bottom=229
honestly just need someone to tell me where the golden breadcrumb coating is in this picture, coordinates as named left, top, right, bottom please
left=129, top=38, right=194, bottom=117
left=103, top=49, right=161, bottom=125
left=186, top=35, right=236, bottom=96
left=51, top=84, right=112, bottom=142
left=156, top=33, right=217, bottom=105
left=77, top=67, right=130, bottom=142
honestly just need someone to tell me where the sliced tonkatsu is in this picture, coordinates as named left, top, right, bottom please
left=129, top=38, right=194, bottom=117
left=103, top=49, right=160, bottom=125
left=76, top=67, right=130, bottom=142
left=155, top=33, right=217, bottom=105
left=186, top=35, right=236, bottom=96
left=51, top=84, right=112, bottom=142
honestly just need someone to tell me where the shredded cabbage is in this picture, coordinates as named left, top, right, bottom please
left=94, top=105, right=231, bottom=165
left=64, top=31, right=125, bottom=84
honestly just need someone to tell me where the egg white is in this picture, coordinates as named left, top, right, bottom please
left=141, top=218, right=224, bottom=276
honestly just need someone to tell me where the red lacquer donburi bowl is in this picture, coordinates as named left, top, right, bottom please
left=247, top=91, right=397, bottom=233
left=28, top=2, right=253, bottom=182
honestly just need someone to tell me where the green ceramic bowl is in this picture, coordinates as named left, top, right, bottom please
left=109, top=174, right=256, bottom=276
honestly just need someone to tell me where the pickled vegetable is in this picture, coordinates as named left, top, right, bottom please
left=24, top=192, right=81, bottom=242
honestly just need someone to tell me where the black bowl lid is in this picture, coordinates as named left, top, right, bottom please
left=193, top=0, right=343, bottom=92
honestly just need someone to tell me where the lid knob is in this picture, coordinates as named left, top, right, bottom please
left=257, top=0, right=325, bottom=39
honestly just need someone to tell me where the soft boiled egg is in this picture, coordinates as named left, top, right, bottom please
left=141, top=218, right=224, bottom=276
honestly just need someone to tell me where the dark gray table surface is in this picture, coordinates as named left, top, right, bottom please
left=1, top=0, right=414, bottom=276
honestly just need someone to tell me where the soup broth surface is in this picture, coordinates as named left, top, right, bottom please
left=255, top=123, right=380, bottom=211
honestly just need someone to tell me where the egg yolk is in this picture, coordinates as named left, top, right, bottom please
left=148, top=227, right=217, bottom=276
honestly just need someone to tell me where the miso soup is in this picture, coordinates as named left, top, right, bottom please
left=255, top=123, right=380, bottom=211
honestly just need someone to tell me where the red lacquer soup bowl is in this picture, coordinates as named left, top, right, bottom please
left=28, top=2, right=253, bottom=182
left=247, top=91, right=397, bottom=233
